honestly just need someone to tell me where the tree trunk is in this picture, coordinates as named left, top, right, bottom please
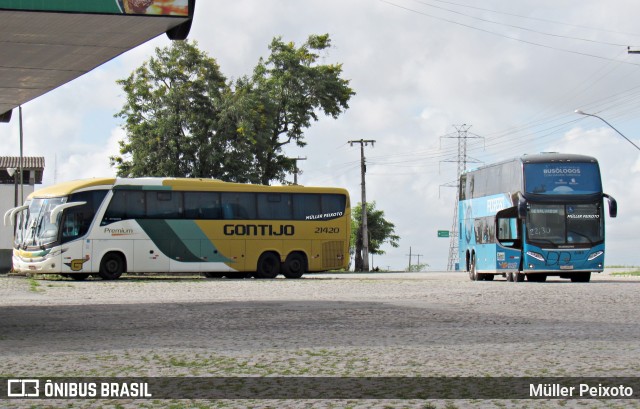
left=354, top=227, right=363, bottom=271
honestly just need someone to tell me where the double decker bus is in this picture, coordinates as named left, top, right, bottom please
left=4, top=178, right=350, bottom=280
left=458, top=153, right=617, bottom=283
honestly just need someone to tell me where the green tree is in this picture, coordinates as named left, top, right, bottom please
left=231, top=34, right=355, bottom=184
left=112, top=35, right=355, bottom=185
left=351, top=202, right=400, bottom=271
left=111, top=40, right=231, bottom=178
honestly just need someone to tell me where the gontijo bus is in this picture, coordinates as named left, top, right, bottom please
left=459, top=153, right=617, bottom=283
left=4, top=178, right=350, bottom=280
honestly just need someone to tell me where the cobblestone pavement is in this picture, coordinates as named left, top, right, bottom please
left=1, top=270, right=639, bottom=408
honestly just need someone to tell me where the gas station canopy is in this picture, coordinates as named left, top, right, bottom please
left=0, top=0, right=196, bottom=122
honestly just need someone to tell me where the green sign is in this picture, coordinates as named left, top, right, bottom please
left=437, top=230, right=450, bottom=238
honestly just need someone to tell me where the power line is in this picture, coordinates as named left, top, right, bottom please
left=427, top=0, right=640, bottom=39
left=379, top=0, right=640, bottom=67
left=409, top=0, right=631, bottom=47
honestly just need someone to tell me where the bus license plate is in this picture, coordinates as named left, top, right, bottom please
left=560, top=265, right=574, bottom=270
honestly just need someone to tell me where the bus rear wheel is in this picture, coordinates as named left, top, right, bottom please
left=283, top=253, right=306, bottom=279
left=98, top=252, right=125, bottom=280
left=255, top=252, right=280, bottom=279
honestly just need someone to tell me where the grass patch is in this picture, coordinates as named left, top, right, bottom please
left=611, top=270, right=640, bottom=276
left=28, top=276, right=43, bottom=293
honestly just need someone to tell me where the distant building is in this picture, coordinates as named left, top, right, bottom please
left=0, top=156, right=45, bottom=273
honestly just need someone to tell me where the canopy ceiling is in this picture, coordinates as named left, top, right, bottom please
left=0, top=2, right=194, bottom=122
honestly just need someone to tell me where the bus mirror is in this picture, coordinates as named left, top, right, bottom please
left=604, top=194, right=617, bottom=218
left=49, top=202, right=87, bottom=224
left=4, top=205, right=28, bottom=227
left=517, top=200, right=527, bottom=218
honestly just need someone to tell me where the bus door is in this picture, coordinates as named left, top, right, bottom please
left=495, top=207, right=522, bottom=272
left=58, top=202, right=95, bottom=274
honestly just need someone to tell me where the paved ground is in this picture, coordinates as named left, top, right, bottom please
left=1, top=269, right=639, bottom=408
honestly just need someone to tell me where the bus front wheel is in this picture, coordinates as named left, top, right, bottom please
left=98, top=252, right=125, bottom=280
left=255, top=252, right=280, bottom=279
left=283, top=253, right=306, bottom=279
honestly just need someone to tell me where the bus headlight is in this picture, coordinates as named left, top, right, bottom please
left=526, top=251, right=545, bottom=262
left=588, top=251, right=604, bottom=261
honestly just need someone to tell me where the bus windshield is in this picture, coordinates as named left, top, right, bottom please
left=524, top=162, right=602, bottom=195
left=526, top=203, right=604, bottom=246
left=22, top=197, right=67, bottom=248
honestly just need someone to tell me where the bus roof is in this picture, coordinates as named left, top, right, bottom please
left=521, top=153, right=597, bottom=164
left=28, top=177, right=348, bottom=199
left=27, top=178, right=116, bottom=199
left=464, top=153, right=598, bottom=174
left=115, top=178, right=349, bottom=195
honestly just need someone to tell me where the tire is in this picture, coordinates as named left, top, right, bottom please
left=571, top=272, right=591, bottom=283
left=98, top=253, right=125, bottom=280
left=283, top=253, right=306, bottom=279
left=69, top=273, right=90, bottom=281
left=203, top=272, right=225, bottom=278
left=255, top=252, right=280, bottom=279
left=514, top=272, right=525, bottom=282
left=468, top=255, right=478, bottom=281
left=506, top=272, right=514, bottom=282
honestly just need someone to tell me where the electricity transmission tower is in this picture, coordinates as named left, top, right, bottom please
left=440, top=124, right=483, bottom=271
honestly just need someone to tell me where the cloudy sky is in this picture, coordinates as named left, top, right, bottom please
left=2, top=0, right=640, bottom=270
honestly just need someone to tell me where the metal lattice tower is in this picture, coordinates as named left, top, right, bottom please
left=440, top=125, right=483, bottom=271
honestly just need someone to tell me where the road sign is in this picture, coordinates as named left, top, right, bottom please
left=437, top=230, right=450, bottom=238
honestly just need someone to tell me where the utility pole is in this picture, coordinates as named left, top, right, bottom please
left=18, top=105, right=24, bottom=205
left=440, top=125, right=483, bottom=271
left=349, top=139, right=375, bottom=271
left=406, top=247, right=423, bottom=271
left=289, top=156, right=307, bottom=185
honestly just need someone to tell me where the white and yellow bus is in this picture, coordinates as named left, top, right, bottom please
left=4, top=178, right=350, bottom=280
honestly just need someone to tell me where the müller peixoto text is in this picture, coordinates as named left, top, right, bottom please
left=530, top=383, right=634, bottom=398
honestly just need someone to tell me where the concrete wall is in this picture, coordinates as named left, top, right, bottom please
left=0, top=183, right=35, bottom=273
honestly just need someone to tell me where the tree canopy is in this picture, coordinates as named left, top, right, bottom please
left=351, top=202, right=400, bottom=271
left=111, top=35, right=355, bottom=185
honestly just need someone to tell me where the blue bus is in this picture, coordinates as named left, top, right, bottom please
left=459, top=153, right=617, bottom=283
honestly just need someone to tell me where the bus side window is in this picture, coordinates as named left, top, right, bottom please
left=147, top=191, right=183, bottom=219
left=221, top=193, right=256, bottom=220
left=497, top=216, right=520, bottom=248
left=184, top=192, right=221, bottom=219
left=257, top=193, right=292, bottom=220
left=293, top=194, right=321, bottom=220
left=321, top=194, right=346, bottom=217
